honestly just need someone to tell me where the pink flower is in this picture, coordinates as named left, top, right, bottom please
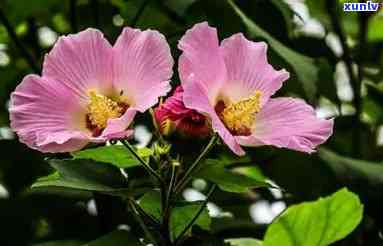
left=154, top=86, right=211, bottom=138
left=10, top=28, right=173, bottom=153
left=178, top=22, right=333, bottom=156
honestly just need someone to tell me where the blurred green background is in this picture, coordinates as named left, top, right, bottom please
left=0, top=0, right=382, bottom=245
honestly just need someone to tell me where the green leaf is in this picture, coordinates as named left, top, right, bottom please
left=84, top=230, right=142, bottom=246
left=72, top=145, right=152, bottom=168
left=318, top=148, right=383, bottom=197
left=233, top=166, right=267, bottom=183
left=214, top=153, right=252, bottom=167
left=139, top=191, right=211, bottom=240
left=195, top=159, right=269, bottom=193
left=5, top=0, right=62, bottom=24
left=362, top=97, right=383, bottom=125
left=228, top=0, right=318, bottom=101
left=171, top=202, right=211, bottom=240
left=368, top=14, right=383, bottom=42
left=305, top=0, right=330, bottom=28
left=33, top=240, right=84, bottom=246
left=164, top=0, right=197, bottom=16
left=32, top=159, right=126, bottom=192
left=263, top=188, right=363, bottom=246
left=269, top=0, right=295, bottom=37
left=139, top=191, right=162, bottom=219
left=226, top=238, right=263, bottom=246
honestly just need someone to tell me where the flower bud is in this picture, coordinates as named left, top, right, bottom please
left=154, top=86, right=211, bottom=139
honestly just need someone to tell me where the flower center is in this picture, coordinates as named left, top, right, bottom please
left=86, top=91, right=127, bottom=135
left=216, top=91, right=262, bottom=136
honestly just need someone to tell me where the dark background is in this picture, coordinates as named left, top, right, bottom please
left=0, top=0, right=382, bottom=245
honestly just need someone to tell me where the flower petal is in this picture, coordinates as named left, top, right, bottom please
left=113, top=27, right=173, bottom=111
left=237, top=98, right=334, bottom=153
left=42, top=28, right=114, bottom=101
left=178, top=22, right=227, bottom=102
left=100, top=108, right=136, bottom=139
left=9, top=75, right=90, bottom=152
left=183, top=78, right=245, bottom=156
left=220, top=33, right=289, bottom=106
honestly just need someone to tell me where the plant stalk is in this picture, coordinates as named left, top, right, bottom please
left=174, top=134, right=218, bottom=193
left=174, top=184, right=217, bottom=245
left=128, top=199, right=158, bottom=246
left=120, top=140, right=163, bottom=183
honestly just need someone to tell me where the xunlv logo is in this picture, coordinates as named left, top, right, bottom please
left=343, top=1, right=382, bottom=11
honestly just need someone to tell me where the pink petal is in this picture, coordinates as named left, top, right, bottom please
left=42, top=28, right=114, bottom=101
left=237, top=98, right=334, bottom=153
left=183, top=79, right=245, bottom=156
left=113, top=27, right=173, bottom=112
left=9, top=75, right=90, bottom=153
left=161, top=86, right=191, bottom=117
left=178, top=22, right=227, bottom=102
left=220, top=33, right=289, bottom=106
left=100, top=108, right=136, bottom=140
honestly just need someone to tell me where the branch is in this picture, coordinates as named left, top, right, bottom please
left=120, top=140, right=163, bottom=183
left=325, top=0, right=362, bottom=156
left=128, top=199, right=158, bottom=246
left=0, top=8, right=40, bottom=73
left=174, top=134, right=218, bottom=193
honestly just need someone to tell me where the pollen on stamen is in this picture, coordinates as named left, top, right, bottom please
left=86, top=91, right=125, bottom=135
left=218, top=90, right=262, bottom=136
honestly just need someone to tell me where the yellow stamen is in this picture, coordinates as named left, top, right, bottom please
left=87, top=91, right=123, bottom=129
left=220, top=91, right=262, bottom=134
left=160, top=118, right=175, bottom=136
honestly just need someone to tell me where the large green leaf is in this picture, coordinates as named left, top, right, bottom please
left=318, top=148, right=383, bottom=197
left=84, top=230, right=142, bottom=246
left=72, top=145, right=152, bottom=168
left=263, top=188, right=363, bottom=246
left=269, top=0, right=295, bottom=37
left=32, top=159, right=126, bottom=192
left=226, top=238, right=263, bottom=246
left=195, top=159, right=268, bottom=193
left=139, top=191, right=211, bottom=240
left=228, top=0, right=318, bottom=101
left=139, top=191, right=162, bottom=219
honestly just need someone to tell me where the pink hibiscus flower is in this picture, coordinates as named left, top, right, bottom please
left=178, top=22, right=333, bottom=156
left=154, top=86, right=211, bottom=138
left=10, top=28, right=173, bottom=153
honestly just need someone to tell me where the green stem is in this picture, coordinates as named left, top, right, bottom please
left=131, top=197, right=160, bottom=228
left=159, top=163, right=178, bottom=245
left=160, top=180, right=172, bottom=245
left=128, top=199, right=158, bottom=246
left=174, top=135, right=218, bottom=193
left=120, top=140, right=163, bottom=182
left=166, top=163, right=177, bottom=208
left=174, top=184, right=217, bottom=245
